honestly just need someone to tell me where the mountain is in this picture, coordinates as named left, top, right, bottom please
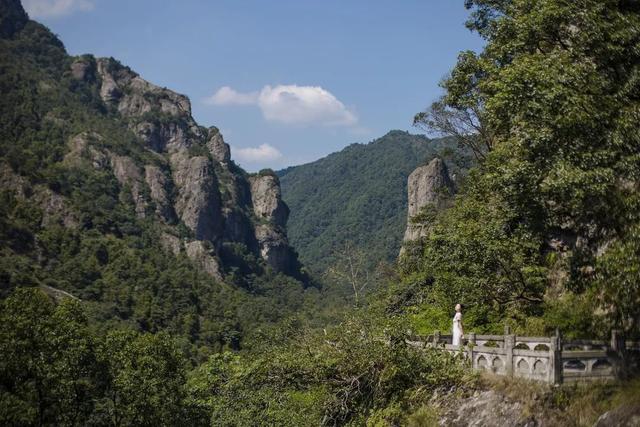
left=0, top=0, right=309, bottom=357
left=278, top=130, right=473, bottom=274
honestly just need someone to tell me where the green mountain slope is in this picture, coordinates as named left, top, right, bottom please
left=0, top=0, right=314, bottom=360
left=278, top=131, right=473, bottom=274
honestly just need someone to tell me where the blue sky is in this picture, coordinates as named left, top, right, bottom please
left=25, top=0, right=484, bottom=171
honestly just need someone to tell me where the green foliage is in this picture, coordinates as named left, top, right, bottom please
left=400, top=0, right=640, bottom=338
left=0, top=2, right=329, bottom=361
left=591, top=225, right=640, bottom=338
left=96, top=330, right=195, bottom=426
left=187, top=313, right=470, bottom=426
left=279, top=131, right=474, bottom=276
left=0, top=288, right=205, bottom=426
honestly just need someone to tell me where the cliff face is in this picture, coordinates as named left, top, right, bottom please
left=400, top=157, right=455, bottom=254
left=58, top=55, right=300, bottom=279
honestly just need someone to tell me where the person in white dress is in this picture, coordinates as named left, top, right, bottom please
left=452, top=303, right=464, bottom=346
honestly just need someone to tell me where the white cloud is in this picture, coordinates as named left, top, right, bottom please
left=204, top=86, right=259, bottom=106
left=204, top=84, right=357, bottom=127
left=233, top=143, right=282, bottom=163
left=23, top=0, right=94, bottom=18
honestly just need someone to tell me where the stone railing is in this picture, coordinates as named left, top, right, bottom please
left=408, top=328, right=638, bottom=384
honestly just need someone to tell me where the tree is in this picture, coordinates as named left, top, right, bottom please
left=414, top=51, right=493, bottom=161
left=0, top=288, right=99, bottom=426
left=96, top=330, right=194, bottom=426
left=326, top=241, right=371, bottom=307
left=406, top=0, right=640, bottom=335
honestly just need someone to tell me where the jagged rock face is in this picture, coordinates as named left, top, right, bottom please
left=207, top=128, right=230, bottom=163
left=65, top=132, right=110, bottom=169
left=144, top=165, right=175, bottom=222
left=95, top=58, right=191, bottom=117
left=59, top=57, right=301, bottom=280
left=133, top=120, right=190, bottom=153
left=402, top=157, right=455, bottom=245
left=249, top=174, right=289, bottom=228
left=254, top=224, right=294, bottom=274
left=95, top=58, right=204, bottom=153
left=0, top=163, right=78, bottom=228
left=170, top=153, right=222, bottom=242
left=70, top=58, right=96, bottom=83
left=406, top=158, right=454, bottom=218
left=159, top=232, right=182, bottom=256
left=222, top=208, right=255, bottom=248
left=438, top=390, right=536, bottom=427
left=110, top=155, right=148, bottom=218
left=185, top=241, right=223, bottom=282
left=248, top=174, right=296, bottom=273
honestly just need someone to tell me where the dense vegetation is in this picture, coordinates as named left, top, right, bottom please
left=0, top=1, right=332, bottom=364
left=401, top=0, right=640, bottom=339
left=2, top=0, right=640, bottom=425
left=278, top=131, right=473, bottom=275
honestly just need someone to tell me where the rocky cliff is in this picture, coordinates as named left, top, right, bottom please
left=400, top=157, right=455, bottom=255
left=52, top=55, right=300, bottom=280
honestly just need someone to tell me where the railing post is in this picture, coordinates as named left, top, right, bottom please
left=467, top=332, right=476, bottom=365
left=504, top=325, right=515, bottom=377
left=611, top=329, right=625, bottom=352
left=610, top=329, right=627, bottom=379
left=434, top=330, right=441, bottom=347
left=468, top=332, right=476, bottom=346
left=549, top=328, right=562, bottom=385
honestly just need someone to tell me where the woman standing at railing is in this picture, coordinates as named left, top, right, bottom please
left=452, top=303, right=464, bottom=346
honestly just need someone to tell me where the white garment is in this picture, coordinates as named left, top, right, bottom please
left=452, top=312, right=463, bottom=346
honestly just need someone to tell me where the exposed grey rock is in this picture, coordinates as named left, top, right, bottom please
left=170, top=153, right=222, bottom=242
left=95, top=57, right=204, bottom=154
left=133, top=120, right=190, bottom=152
left=402, top=157, right=455, bottom=243
left=207, top=128, right=231, bottom=163
left=249, top=174, right=289, bottom=228
left=89, top=56, right=301, bottom=278
left=109, top=154, right=147, bottom=218
left=35, top=189, right=79, bottom=228
left=159, top=232, right=182, bottom=256
left=70, top=58, right=95, bottom=82
left=144, top=165, right=175, bottom=222
left=254, top=224, right=294, bottom=274
left=96, top=57, right=191, bottom=118
left=95, top=60, right=122, bottom=104
left=594, top=403, right=640, bottom=427
left=185, top=240, right=223, bottom=281
left=438, top=390, right=536, bottom=427
left=65, top=132, right=110, bottom=169
left=222, top=207, right=255, bottom=248
left=406, top=158, right=454, bottom=218
left=0, top=162, right=78, bottom=228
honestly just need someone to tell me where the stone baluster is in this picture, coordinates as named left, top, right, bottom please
left=467, top=332, right=476, bottom=363
left=610, top=329, right=626, bottom=379
left=434, top=330, right=441, bottom=347
left=504, top=325, right=515, bottom=377
left=549, top=329, right=562, bottom=385
left=611, top=329, right=625, bottom=352
left=468, top=332, right=476, bottom=346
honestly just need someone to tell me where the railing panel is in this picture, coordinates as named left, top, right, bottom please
left=419, top=329, right=630, bottom=384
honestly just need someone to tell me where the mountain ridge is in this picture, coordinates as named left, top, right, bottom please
left=0, top=0, right=312, bottom=356
left=278, top=130, right=474, bottom=275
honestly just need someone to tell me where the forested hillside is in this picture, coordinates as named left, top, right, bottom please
left=278, top=131, right=473, bottom=274
left=0, top=0, right=318, bottom=363
left=2, top=0, right=640, bottom=425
